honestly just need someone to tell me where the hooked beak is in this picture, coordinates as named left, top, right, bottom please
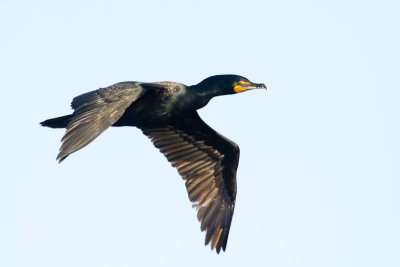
left=234, top=81, right=267, bottom=93
left=246, top=82, right=267, bottom=90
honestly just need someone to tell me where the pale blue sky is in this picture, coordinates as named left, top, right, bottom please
left=1, top=0, right=399, bottom=266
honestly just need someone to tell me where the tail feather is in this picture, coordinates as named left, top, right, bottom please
left=40, top=115, right=73, bottom=128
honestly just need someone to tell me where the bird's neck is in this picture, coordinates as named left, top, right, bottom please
left=188, top=84, right=223, bottom=110
left=190, top=83, right=228, bottom=98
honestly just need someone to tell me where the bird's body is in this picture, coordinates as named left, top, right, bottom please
left=41, top=74, right=266, bottom=253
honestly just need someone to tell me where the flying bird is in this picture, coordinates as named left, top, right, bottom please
left=41, top=74, right=266, bottom=253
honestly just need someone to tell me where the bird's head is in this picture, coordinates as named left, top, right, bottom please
left=196, top=75, right=266, bottom=97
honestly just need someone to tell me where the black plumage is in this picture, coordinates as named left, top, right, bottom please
left=41, top=74, right=266, bottom=253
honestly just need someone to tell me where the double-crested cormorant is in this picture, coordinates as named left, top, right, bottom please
left=41, top=74, right=266, bottom=253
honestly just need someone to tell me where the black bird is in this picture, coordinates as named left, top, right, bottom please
left=41, top=74, right=266, bottom=253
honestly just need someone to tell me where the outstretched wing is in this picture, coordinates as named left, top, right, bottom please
left=57, top=82, right=146, bottom=162
left=142, top=112, right=240, bottom=253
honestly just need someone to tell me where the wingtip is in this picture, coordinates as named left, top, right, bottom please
left=56, top=153, right=68, bottom=163
left=211, top=242, right=225, bottom=254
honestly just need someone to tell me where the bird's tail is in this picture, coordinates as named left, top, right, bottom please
left=40, top=115, right=73, bottom=128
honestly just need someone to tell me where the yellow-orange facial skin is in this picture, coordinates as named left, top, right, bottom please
left=234, top=81, right=251, bottom=93
left=234, top=85, right=246, bottom=93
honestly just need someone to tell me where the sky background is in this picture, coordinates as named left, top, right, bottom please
left=1, top=0, right=399, bottom=266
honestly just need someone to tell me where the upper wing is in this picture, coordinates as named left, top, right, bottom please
left=142, top=112, right=240, bottom=253
left=57, top=82, right=146, bottom=162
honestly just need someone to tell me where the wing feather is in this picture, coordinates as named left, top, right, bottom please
left=141, top=112, right=239, bottom=253
left=57, top=82, right=145, bottom=162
